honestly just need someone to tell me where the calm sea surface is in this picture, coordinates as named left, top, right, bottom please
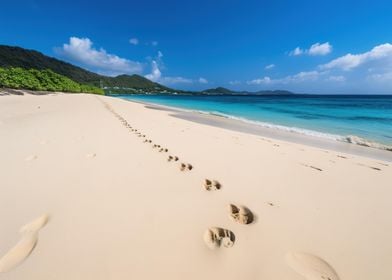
left=115, top=94, right=392, bottom=146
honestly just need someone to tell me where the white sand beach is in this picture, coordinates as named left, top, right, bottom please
left=1, top=92, right=391, bottom=279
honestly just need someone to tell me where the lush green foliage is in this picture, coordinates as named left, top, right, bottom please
left=0, top=67, right=104, bottom=94
left=0, top=45, right=173, bottom=92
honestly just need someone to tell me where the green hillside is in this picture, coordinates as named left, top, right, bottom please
left=202, top=87, right=235, bottom=94
left=0, top=45, right=173, bottom=93
left=0, top=67, right=103, bottom=94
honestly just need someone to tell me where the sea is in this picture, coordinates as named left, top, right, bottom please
left=114, top=94, right=392, bottom=150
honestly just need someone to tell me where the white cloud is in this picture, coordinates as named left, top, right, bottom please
left=162, top=76, right=193, bottom=84
left=198, top=77, right=208, bottom=84
left=145, top=60, right=161, bottom=81
left=247, top=76, right=274, bottom=85
left=320, top=43, right=392, bottom=71
left=129, top=38, right=139, bottom=45
left=249, top=43, right=392, bottom=92
left=308, top=42, right=332, bottom=56
left=151, top=41, right=158, bottom=46
left=229, top=80, right=241, bottom=85
left=326, top=75, right=346, bottom=82
left=57, top=37, right=142, bottom=76
left=290, top=71, right=321, bottom=81
left=289, top=47, right=304, bottom=56
left=248, top=71, right=322, bottom=85
left=145, top=53, right=194, bottom=85
left=368, top=72, right=392, bottom=82
left=265, top=64, right=275, bottom=70
left=289, top=42, right=332, bottom=56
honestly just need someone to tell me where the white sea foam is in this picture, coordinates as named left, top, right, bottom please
left=197, top=110, right=343, bottom=140
left=195, top=110, right=392, bottom=151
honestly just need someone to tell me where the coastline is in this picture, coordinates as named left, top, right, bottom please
left=120, top=98, right=392, bottom=162
left=1, top=93, right=391, bottom=279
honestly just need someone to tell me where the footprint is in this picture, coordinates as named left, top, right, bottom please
left=228, top=204, right=254, bottom=224
left=159, top=148, right=168, bottom=153
left=0, top=233, right=38, bottom=273
left=286, top=252, right=340, bottom=280
left=203, top=227, right=235, bottom=250
left=301, top=164, right=323, bottom=171
left=25, top=155, right=38, bottom=161
left=203, top=179, right=221, bottom=191
left=19, top=214, right=50, bottom=233
left=180, top=163, right=193, bottom=171
left=153, top=144, right=161, bottom=149
left=357, top=163, right=381, bottom=171
left=0, top=214, right=50, bottom=273
left=167, top=155, right=179, bottom=162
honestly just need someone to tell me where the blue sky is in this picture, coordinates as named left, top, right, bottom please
left=1, top=0, right=392, bottom=93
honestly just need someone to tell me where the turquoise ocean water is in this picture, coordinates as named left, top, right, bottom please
left=114, top=94, right=392, bottom=148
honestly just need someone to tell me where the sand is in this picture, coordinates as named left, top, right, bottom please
left=0, top=92, right=391, bottom=279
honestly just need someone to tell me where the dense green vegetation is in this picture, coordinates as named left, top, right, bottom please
left=0, top=45, right=174, bottom=92
left=0, top=67, right=104, bottom=94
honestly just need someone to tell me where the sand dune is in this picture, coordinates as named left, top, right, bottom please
left=0, top=92, right=391, bottom=279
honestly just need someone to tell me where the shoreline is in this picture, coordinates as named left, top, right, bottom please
left=118, top=98, right=392, bottom=162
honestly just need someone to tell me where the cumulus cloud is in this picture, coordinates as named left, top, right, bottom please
left=56, top=37, right=142, bottom=76
left=145, top=60, right=162, bottom=81
left=265, top=64, right=275, bottom=70
left=368, top=72, right=392, bottom=82
left=247, top=76, right=274, bottom=85
left=308, top=42, right=332, bottom=56
left=144, top=51, right=197, bottom=85
left=229, top=80, right=241, bottom=85
left=247, top=71, right=322, bottom=85
left=289, top=42, right=332, bottom=56
left=198, top=77, right=208, bottom=84
left=289, top=47, right=304, bottom=56
left=129, top=38, right=139, bottom=45
left=326, top=75, right=346, bottom=82
left=320, top=43, right=392, bottom=70
left=162, top=76, right=193, bottom=84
